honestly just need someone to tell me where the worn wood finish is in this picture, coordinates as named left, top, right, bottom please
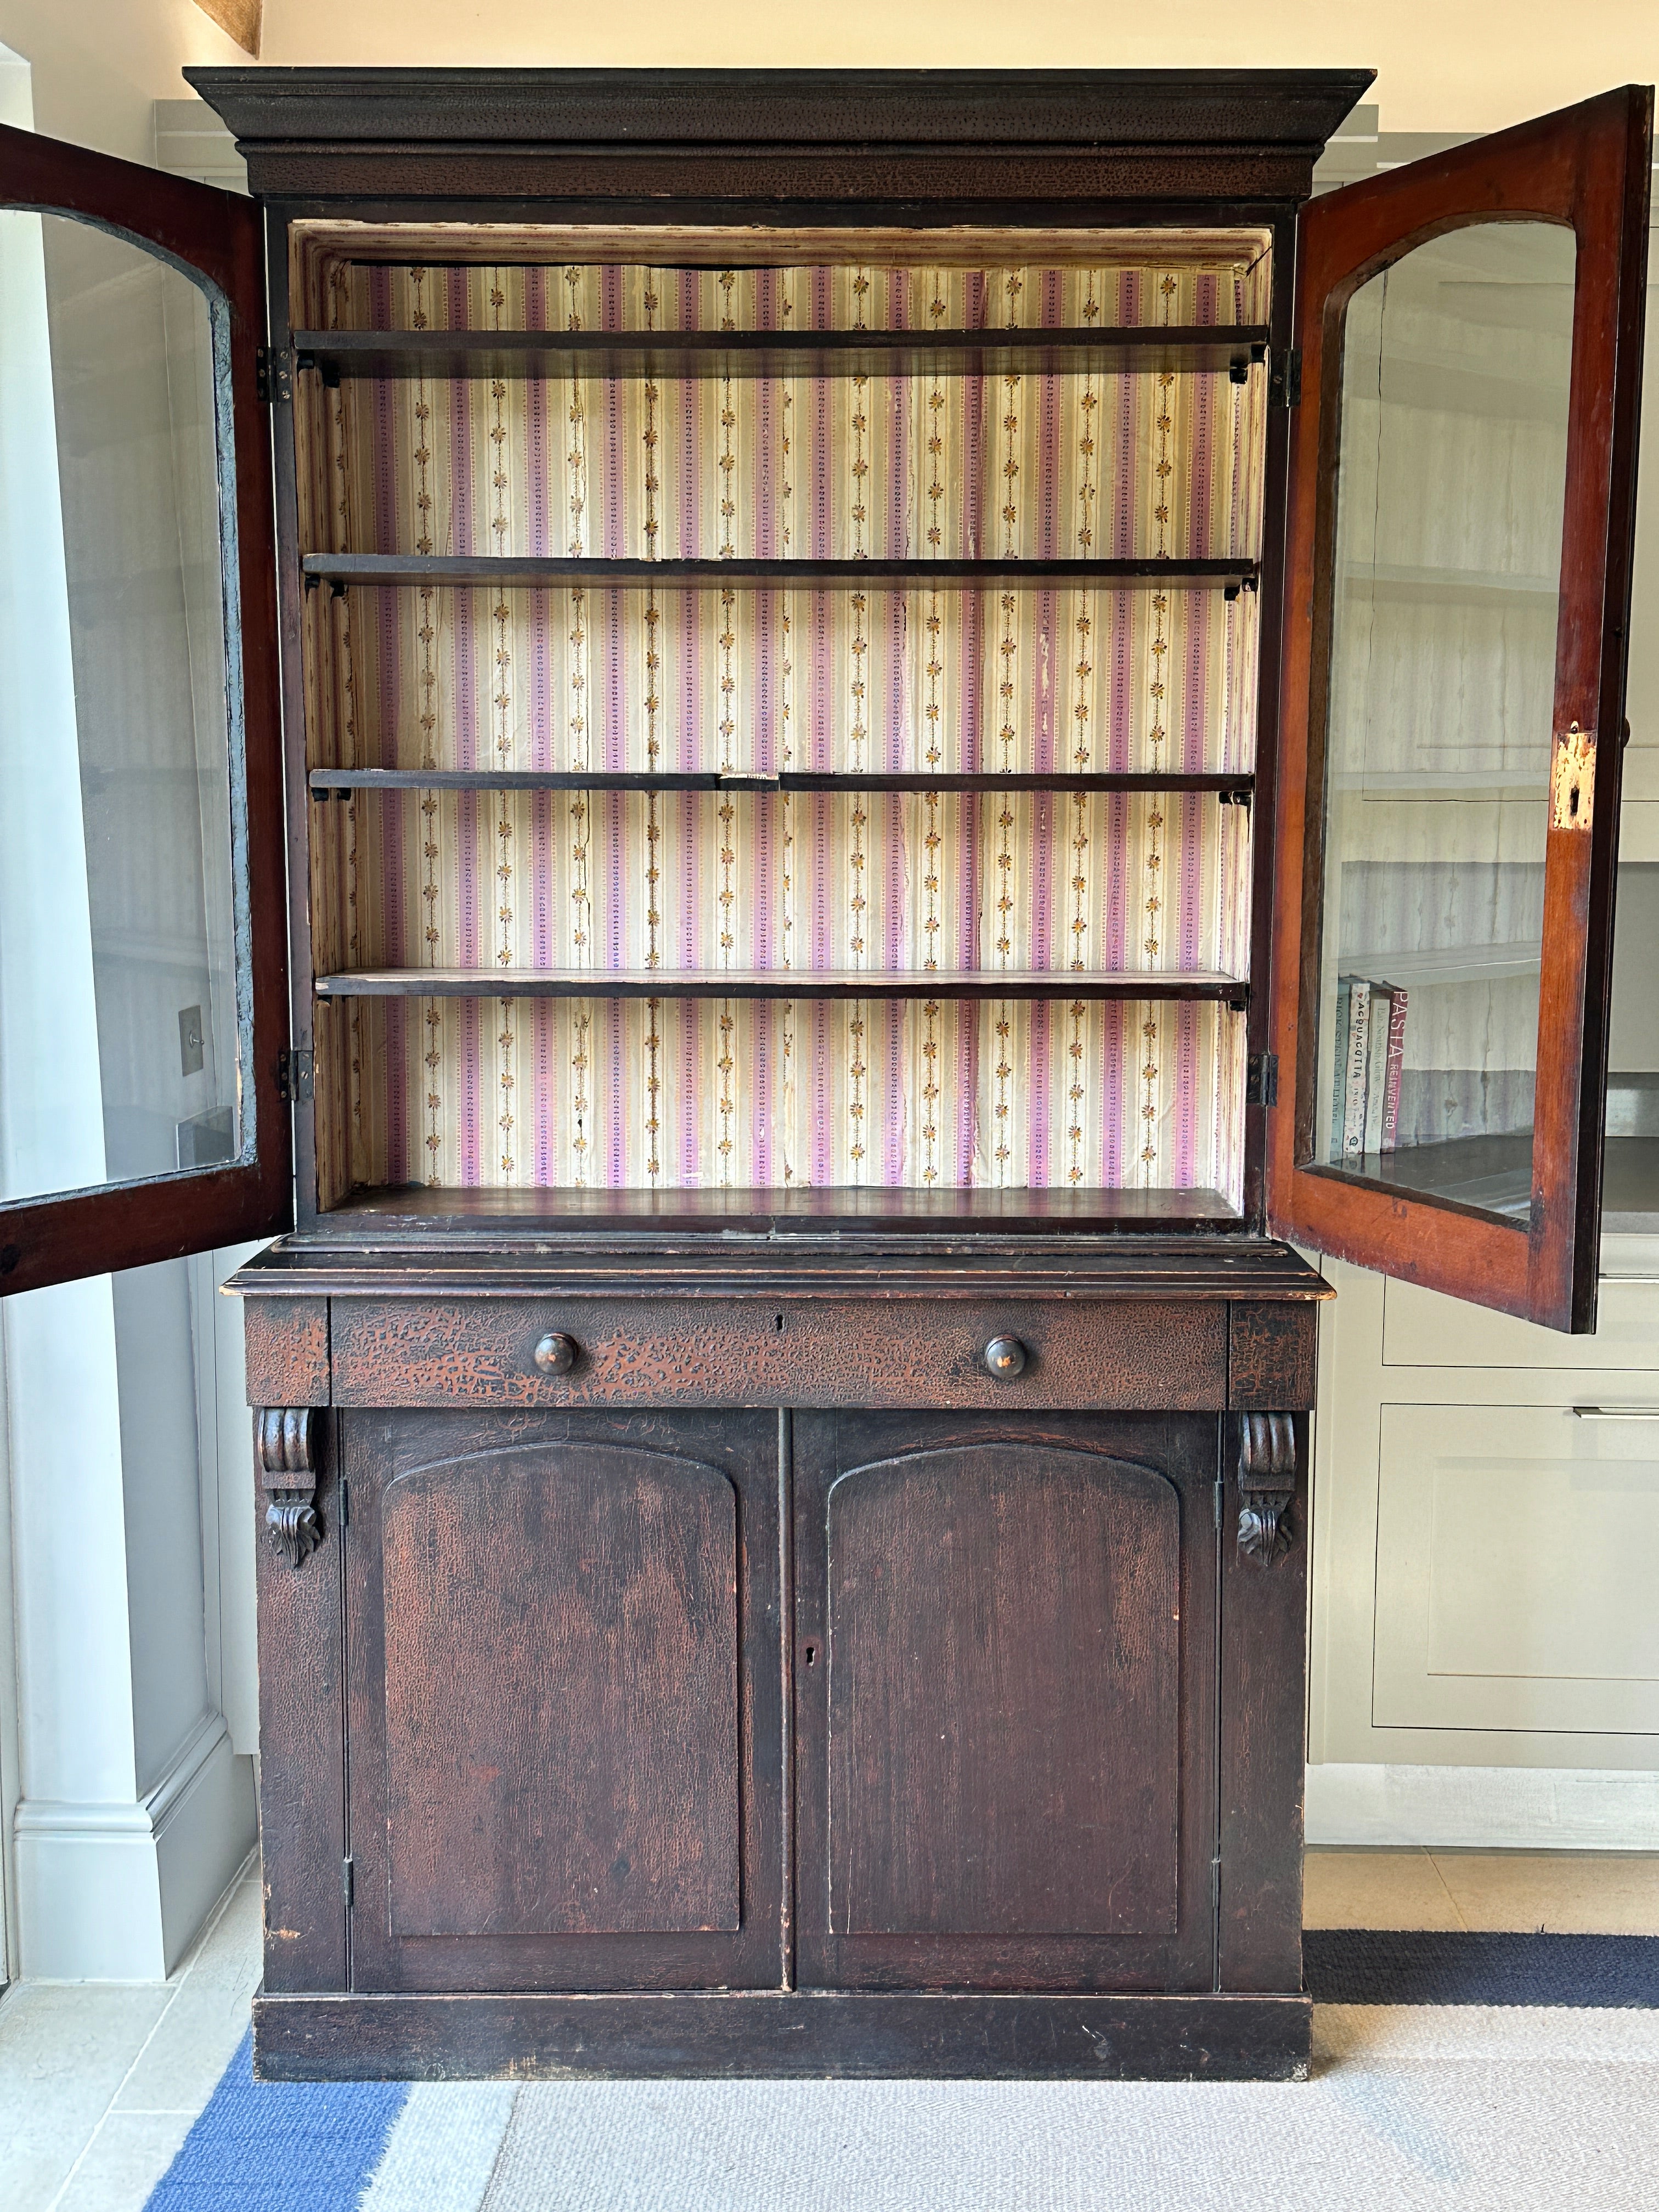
left=1217, top=1412, right=1309, bottom=1993
left=253, top=1988, right=1312, bottom=2082
left=0, top=123, right=291, bottom=1298
left=1228, top=1301, right=1319, bottom=1409
left=256, top=1415, right=347, bottom=1993
left=1267, top=88, right=1654, bottom=1331
left=342, top=1408, right=783, bottom=1992
left=380, top=1440, right=740, bottom=1937
left=328, top=1296, right=1231, bottom=1412
left=187, top=66, right=1373, bottom=207
left=244, top=1295, right=331, bottom=1405
left=794, top=1410, right=1219, bottom=1992
left=826, top=1440, right=1181, bottom=1937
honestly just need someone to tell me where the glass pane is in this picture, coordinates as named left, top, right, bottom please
left=0, top=211, right=245, bottom=1204
left=1313, top=219, right=1576, bottom=1220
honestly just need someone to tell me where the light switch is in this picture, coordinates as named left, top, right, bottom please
left=178, top=1004, right=204, bottom=1078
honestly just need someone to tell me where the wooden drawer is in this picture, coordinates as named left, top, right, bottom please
left=328, top=1295, right=1231, bottom=1411
left=1383, top=1273, right=1659, bottom=1372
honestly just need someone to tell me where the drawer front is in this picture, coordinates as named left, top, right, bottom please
left=1383, top=1273, right=1659, bottom=1372
left=329, top=1296, right=1229, bottom=1410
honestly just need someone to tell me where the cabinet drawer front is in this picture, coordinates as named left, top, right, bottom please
left=329, top=1297, right=1228, bottom=1410
left=1383, top=1275, right=1659, bottom=1371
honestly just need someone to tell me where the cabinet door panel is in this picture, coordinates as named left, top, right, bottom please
left=381, top=1447, right=738, bottom=1938
left=345, top=1408, right=782, bottom=1992
left=1269, top=89, right=1652, bottom=1331
left=828, top=1443, right=1178, bottom=1938
left=795, top=1412, right=1218, bottom=1993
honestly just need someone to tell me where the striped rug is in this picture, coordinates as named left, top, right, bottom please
left=144, top=1939, right=1659, bottom=2212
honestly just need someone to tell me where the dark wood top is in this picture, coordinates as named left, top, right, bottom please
left=227, top=1192, right=1330, bottom=1302
left=184, top=66, right=1375, bottom=206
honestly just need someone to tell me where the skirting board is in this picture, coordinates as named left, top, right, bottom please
left=1306, top=1764, right=1659, bottom=1851
left=14, top=1713, right=257, bottom=1978
left=253, top=1990, right=1312, bottom=2084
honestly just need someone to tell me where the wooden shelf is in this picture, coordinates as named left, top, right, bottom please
left=314, top=967, right=1248, bottom=1004
left=292, top=325, right=1272, bottom=384
left=302, top=555, right=1259, bottom=593
left=308, top=768, right=1255, bottom=798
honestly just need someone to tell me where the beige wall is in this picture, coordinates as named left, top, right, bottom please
left=0, top=1, right=242, bottom=160
left=256, top=0, right=1657, bottom=137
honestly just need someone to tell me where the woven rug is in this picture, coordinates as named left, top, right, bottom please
left=144, top=1940, right=1659, bottom=2212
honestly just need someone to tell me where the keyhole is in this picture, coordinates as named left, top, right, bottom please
left=774, top=1313, right=785, bottom=1332
left=804, top=1643, right=818, bottom=1667
left=1570, top=782, right=1581, bottom=819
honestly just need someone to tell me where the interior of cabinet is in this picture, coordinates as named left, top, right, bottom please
left=287, top=221, right=1273, bottom=1222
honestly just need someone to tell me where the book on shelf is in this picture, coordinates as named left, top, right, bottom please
left=1332, top=972, right=1410, bottom=1163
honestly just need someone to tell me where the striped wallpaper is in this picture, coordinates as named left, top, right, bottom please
left=295, top=236, right=1267, bottom=1208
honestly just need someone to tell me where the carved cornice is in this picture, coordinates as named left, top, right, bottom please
left=255, top=1407, right=322, bottom=1568
left=1238, top=1410, right=1296, bottom=1565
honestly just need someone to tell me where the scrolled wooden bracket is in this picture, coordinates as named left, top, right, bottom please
left=255, top=1407, right=323, bottom=1568
left=1238, top=1411, right=1296, bottom=1566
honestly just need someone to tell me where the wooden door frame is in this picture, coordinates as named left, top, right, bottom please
left=1267, top=86, right=1653, bottom=1331
left=0, top=122, right=291, bottom=1296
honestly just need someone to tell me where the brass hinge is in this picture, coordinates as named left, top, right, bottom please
left=1268, top=348, right=1302, bottom=409
left=1246, top=1052, right=1279, bottom=1107
left=342, top=1856, right=355, bottom=1909
left=255, top=345, right=294, bottom=405
left=276, top=1047, right=314, bottom=1104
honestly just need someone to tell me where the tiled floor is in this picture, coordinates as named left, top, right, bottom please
left=0, top=1855, right=261, bottom=2212
left=0, top=1850, right=1654, bottom=2212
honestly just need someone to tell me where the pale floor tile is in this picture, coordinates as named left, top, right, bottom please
left=114, top=1876, right=261, bottom=2116
left=49, top=2113, right=196, bottom=2212
left=1302, top=1848, right=1464, bottom=1931
left=1428, top=1851, right=1659, bottom=1935
left=0, top=1984, right=173, bottom=2212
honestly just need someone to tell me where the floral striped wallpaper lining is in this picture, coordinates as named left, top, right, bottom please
left=295, top=235, right=1267, bottom=1206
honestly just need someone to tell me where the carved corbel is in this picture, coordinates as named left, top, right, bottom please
left=1238, top=1412, right=1296, bottom=1566
left=255, top=1407, right=322, bottom=1568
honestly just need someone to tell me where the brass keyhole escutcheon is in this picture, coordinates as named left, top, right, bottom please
left=533, top=1331, right=579, bottom=1375
left=984, top=1334, right=1028, bottom=1379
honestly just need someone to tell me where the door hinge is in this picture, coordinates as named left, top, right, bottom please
left=1269, top=347, right=1302, bottom=409
left=1246, top=1052, right=1279, bottom=1107
left=276, top=1047, right=314, bottom=1104
left=342, top=1855, right=355, bottom=1909
left=256, top=345, right=294, bottom=405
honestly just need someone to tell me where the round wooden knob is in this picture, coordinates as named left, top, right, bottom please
left=533, top=1331, right=579, bottom=1375
left=983, top=1334, right=1028, bottom=1380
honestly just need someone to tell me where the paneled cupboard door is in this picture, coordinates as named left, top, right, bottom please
left=0, top=125, right=289, bottom=1295
left=338, top=1409, right=785, bottom=1994
left=792, top=1412, right=1220, bottom=1993
left=1269, top=88, right=1652, bottom=1331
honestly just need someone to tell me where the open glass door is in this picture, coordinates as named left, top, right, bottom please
left=1268, top=87, right=1653, bottom=1331
left=0, top=123, right=290, bottom=1295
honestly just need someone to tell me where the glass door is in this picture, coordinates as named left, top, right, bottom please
left=0, top=121, right=290, bottom=1294
left=1269, top=87, right=1652, bottom=1331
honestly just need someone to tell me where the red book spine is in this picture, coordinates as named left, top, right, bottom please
left=1380, top=985, right=1408, bottom=1152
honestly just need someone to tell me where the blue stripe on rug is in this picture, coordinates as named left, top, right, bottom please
left=145, top=2032, right=408, bottom=2210
left=1304, top=1930, right=1659, bottom=2007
